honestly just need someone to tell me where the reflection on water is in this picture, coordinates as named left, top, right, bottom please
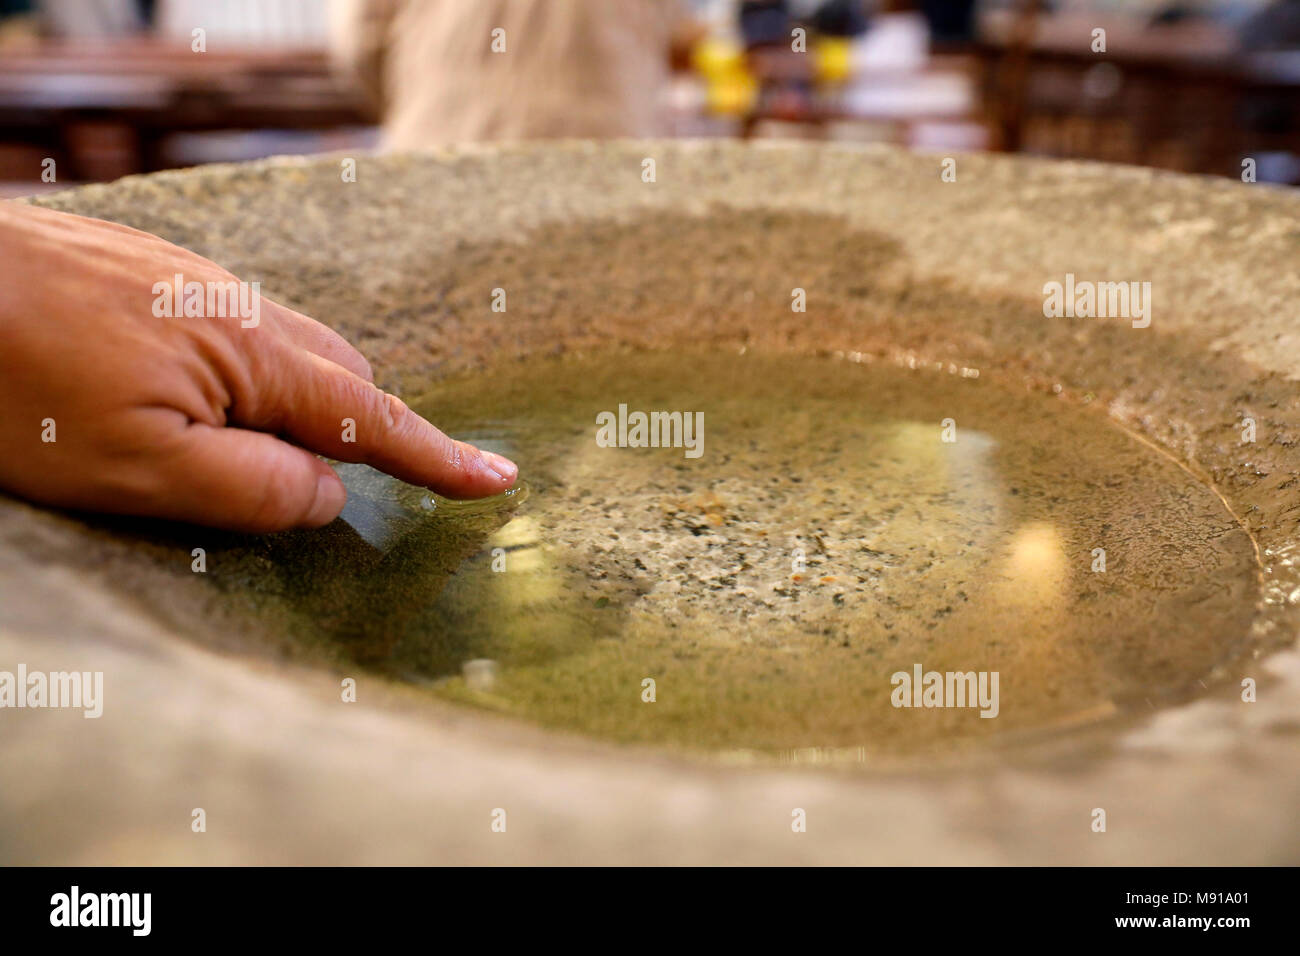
left=1001, top=521, right=1069, bottom=617
left=191, top=350, right=1262, bottom=756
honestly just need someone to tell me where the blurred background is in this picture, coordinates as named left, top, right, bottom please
left=1, top=0, right=1298, bottom=198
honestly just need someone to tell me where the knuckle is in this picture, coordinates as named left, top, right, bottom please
left=372, top=389, right=406, bottom=434
left=355, top=386, right=417, bottom=448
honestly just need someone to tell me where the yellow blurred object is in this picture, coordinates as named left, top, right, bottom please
left=693, top=36, right=757, bottom=116
left=707, top=73, right=758, bottom=115
left=692, top=36, right=744, bottom=79
left=814, top=36, right=852, bottom=84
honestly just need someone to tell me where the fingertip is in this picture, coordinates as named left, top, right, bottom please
left=303, top=470, right=347, bottom=527
left=480, top=450, right=518, bottom=486
left=430, top=443, right=519, bottom=500
left=461, top=443, right=517, bottom=497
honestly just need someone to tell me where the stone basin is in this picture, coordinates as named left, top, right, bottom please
left=3, top=141, right=1300, bottom=864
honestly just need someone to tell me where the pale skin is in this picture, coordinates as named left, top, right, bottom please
left=0, top=202, right=518, bottom=532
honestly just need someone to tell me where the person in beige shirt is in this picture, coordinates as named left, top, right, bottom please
left=330, top=0, right=698, bottom=149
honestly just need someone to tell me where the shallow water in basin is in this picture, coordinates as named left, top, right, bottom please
left=201, top=350, right=1262, bottom=756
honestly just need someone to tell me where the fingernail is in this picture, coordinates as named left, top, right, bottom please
left=481, top=450, right=518, bottom=485
left=306, top=473, right=346, bottom=526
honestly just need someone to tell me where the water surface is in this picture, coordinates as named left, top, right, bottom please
left=200, top=350, right=1262, bottom=756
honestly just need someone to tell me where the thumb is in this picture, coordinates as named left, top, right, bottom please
left=152, top=423, right=346, bottom=532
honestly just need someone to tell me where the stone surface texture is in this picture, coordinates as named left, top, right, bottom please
left=3, top=141, right=1300, bottom=863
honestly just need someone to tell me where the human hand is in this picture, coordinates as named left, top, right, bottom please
left=0, top=202, right=517, bottom=532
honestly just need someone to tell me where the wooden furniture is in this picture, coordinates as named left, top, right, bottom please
left=975, top=10, right=1300, bottom=179
left=0, top=38, right=368, bottom=181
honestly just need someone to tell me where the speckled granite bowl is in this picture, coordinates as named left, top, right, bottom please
left=3, top=142, right=1300, bottom=864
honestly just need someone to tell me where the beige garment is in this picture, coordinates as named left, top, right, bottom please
left=330, top=0, right=687, bottom=149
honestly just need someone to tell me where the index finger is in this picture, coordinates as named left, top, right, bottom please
left=236, top=345, right=517, bottom=499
